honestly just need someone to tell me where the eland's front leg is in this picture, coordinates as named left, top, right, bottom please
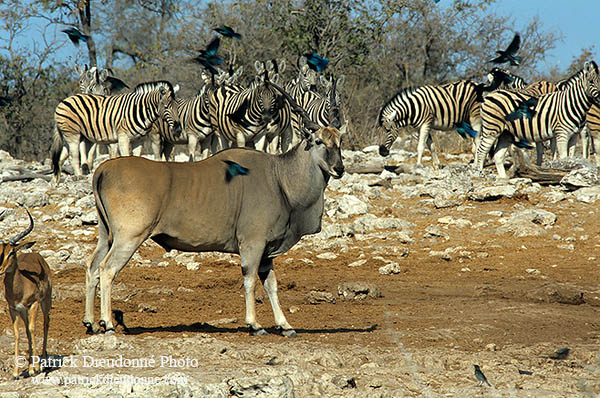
left=240, top=243, right=268, bottom=335
left=258, top=258, right=297, bottom=337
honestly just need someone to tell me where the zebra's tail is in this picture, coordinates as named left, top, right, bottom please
left=50, top=126, right=63, bottom=185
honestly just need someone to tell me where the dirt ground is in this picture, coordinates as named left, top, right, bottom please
left=1, top=154, right=600, bottom=396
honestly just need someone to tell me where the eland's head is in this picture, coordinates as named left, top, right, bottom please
left=310, top=125, right=346, bottom=180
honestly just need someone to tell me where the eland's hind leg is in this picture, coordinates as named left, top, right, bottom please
left=98, top=237, right=145, bottom=332
left=240, top=241, right=268, bottom=335
left=84, top=219, right=109, bottom=333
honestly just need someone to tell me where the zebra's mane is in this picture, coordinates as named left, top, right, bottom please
left=133, top=80, right=175, bottom=95
left=556, top=68, right=587, bottom=90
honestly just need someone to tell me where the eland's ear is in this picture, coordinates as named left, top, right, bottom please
left=337, top=75, right=345, bottom=87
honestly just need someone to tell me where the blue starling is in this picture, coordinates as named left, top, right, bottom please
left=490, top=33, right=521, bottom=66
left=474, top=364, right=492, bottom=387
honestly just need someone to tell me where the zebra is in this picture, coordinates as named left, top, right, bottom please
left=486, top=67, right=527, bottom=91
left=476, top=61, right=600, bottom=179
left=209, top=61, right=290, bottom=154
left=51, top=80, right=181, bottom=184
left=378, top=80, right=485, bottom=168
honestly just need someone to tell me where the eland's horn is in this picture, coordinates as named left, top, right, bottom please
left=9, top=207, right=34, bottom=245
left=269, top=81, right=321, bottom=133
left=329, top=76, right=342, bottom=129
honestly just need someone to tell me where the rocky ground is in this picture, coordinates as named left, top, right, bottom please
left=0, top=143, right=600, bottom=397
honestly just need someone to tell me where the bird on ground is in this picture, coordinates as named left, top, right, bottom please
left=455, top=122, right=478, bottom=138
left=505, top=97, right=538, bottom=122
left=474, top=364, right=492, bottom=387
left=190, top=37, right=223, bottom=75
left=539, top=347, right=570, bottom=360
left=62, top=27, right=90, bottom=46
left=112, top=309, right=129, bottom=333
left=214, top=25, right=242, bottom=39
left=224, top=160, right=249, bottom=183
left=490, top=33, right=521, bottom=66
left=304, top=52, right=328, bottom=72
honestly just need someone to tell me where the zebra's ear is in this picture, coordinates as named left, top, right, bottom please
left=584, top=61, right=598, bottom=74
left=254, top=60, right=263, bottom=74
left=277, top=59, right=286, bottom=74
left=173, top=84, right=180, bottom=93
left=319, top=75, right=329, bottom=88
left=337, top=75, right=345, bottom=88
left=339, top=120, right=348, bottom=136
left=98, top=69, right=109, bottom=82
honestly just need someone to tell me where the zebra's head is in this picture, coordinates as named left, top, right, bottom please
left=136, top=81, right=182, bottom=136
left=583, top=61, right=600, bottom=103
left=255, top=80, right=285, bottom=125
left=298, top=56, right=317, bottom=90
left=77, top=65, right=110, bottom=95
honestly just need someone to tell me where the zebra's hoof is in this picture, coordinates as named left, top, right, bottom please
left=104, top=328, right=116, bottom=335
left=378, top=145, right=389, bottom=157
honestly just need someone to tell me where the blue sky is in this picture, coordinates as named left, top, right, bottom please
left=491, top=0, right=598, bottom=71
left=3, top=0, right=598, bottom=74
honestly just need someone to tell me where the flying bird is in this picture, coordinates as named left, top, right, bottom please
left=304, top=52, right=328, bottom=72
left=490, top=32, right=521, bottom=66
left=214, top=25, right=242, bottom=39
left=62, top=27, right=90, bottom=46
left=105, top=76, right=129, bottom=93
left=505, top=97, right=538, bottom=122
left=224, top=160, right=249, bottom=182
left=513, top=138, right=534, bottom=150
left=474, top=364, right=492, bottom=387
left=190, top=37, right=223, bottom=75
left=455, top=122, right=478, bottom=138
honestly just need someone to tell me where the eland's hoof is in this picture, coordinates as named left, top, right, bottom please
left=281, top=329, right=298, bottom=338
left=250, top=328, right=269, bottom=336
left=83, top=321, right=96, bottom=335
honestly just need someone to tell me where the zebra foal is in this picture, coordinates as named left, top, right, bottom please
left=476, top=61, right=600, bottom=179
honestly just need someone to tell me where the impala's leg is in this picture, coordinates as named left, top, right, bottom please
left=98, top=237, right=144, bottom=332
left=258, top=257, right=296, bottom=337
left=26, top=302, right=38, bottom=375
left=10, top=309, right=20, bottom=379
left=84, top=217, right=109, bottom=334
left=239, top=242, right=267, bottom=335
left=41, top=292, right=51, bottom=360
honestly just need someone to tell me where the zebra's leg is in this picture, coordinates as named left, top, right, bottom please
left=416, top=123, right=432, bottom=166
left=163, top=142, right=175, bottom=162
left=475, top=130, right=499, bottom=172
left=550, top=137, right=558, bottom=160
left=555, top=131, right=570, bottom=159
left=492, top=133, right=512, bottom=180
left=132, top=141, right=143, bottom=157
left=469, top=116, right=482, bottom=164
left=575, top=126, right=587, bottom=158
left=187, top=134, right=198, bottom=162
left=150, top=131, right=163, bottom=161
left=107, top=143, right=118, bottom=158
left=426, top=131, right=441, bottom=169
left=235, top=132, right=247, bottom=148
left=200, top=135, right=211, bottom=160
left=535, top=142, right=545, bottom=166
left=65, top=136, right=83, bottom=176
left=117, top=134, right=131, bottom=157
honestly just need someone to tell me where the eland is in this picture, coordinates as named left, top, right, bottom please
left=84, top=84, right=346, bottom=337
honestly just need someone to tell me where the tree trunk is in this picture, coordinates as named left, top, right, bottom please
left=79, top=1, right=97, bottom=67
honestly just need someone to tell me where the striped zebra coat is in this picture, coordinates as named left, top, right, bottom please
left=378, top=80, right=484, bottom=168
left=476, top=61, right=600, bottom=179
left=51, top=81, right=180, bottom=184
left=209, top=63, right=290, bottom=154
